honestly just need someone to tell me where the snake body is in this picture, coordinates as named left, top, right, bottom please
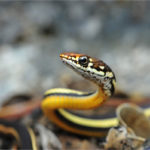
left=0, top=120, right=37, bottom=149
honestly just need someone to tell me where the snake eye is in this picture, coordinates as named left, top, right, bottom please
left=79, top=56, right=88, bottom=66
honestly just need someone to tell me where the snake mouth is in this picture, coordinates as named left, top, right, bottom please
left=60, top=57, right=77, bottom=71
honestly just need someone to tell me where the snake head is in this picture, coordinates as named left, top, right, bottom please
left=60, top=52, right=116, bottom=96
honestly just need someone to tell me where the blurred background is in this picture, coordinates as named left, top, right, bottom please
left=0, top=1, right=150, bottom=104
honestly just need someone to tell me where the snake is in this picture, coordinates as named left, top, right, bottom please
left=1, top=52, right=150, bottom=149
left=42, top=52, right=116, bottom=136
